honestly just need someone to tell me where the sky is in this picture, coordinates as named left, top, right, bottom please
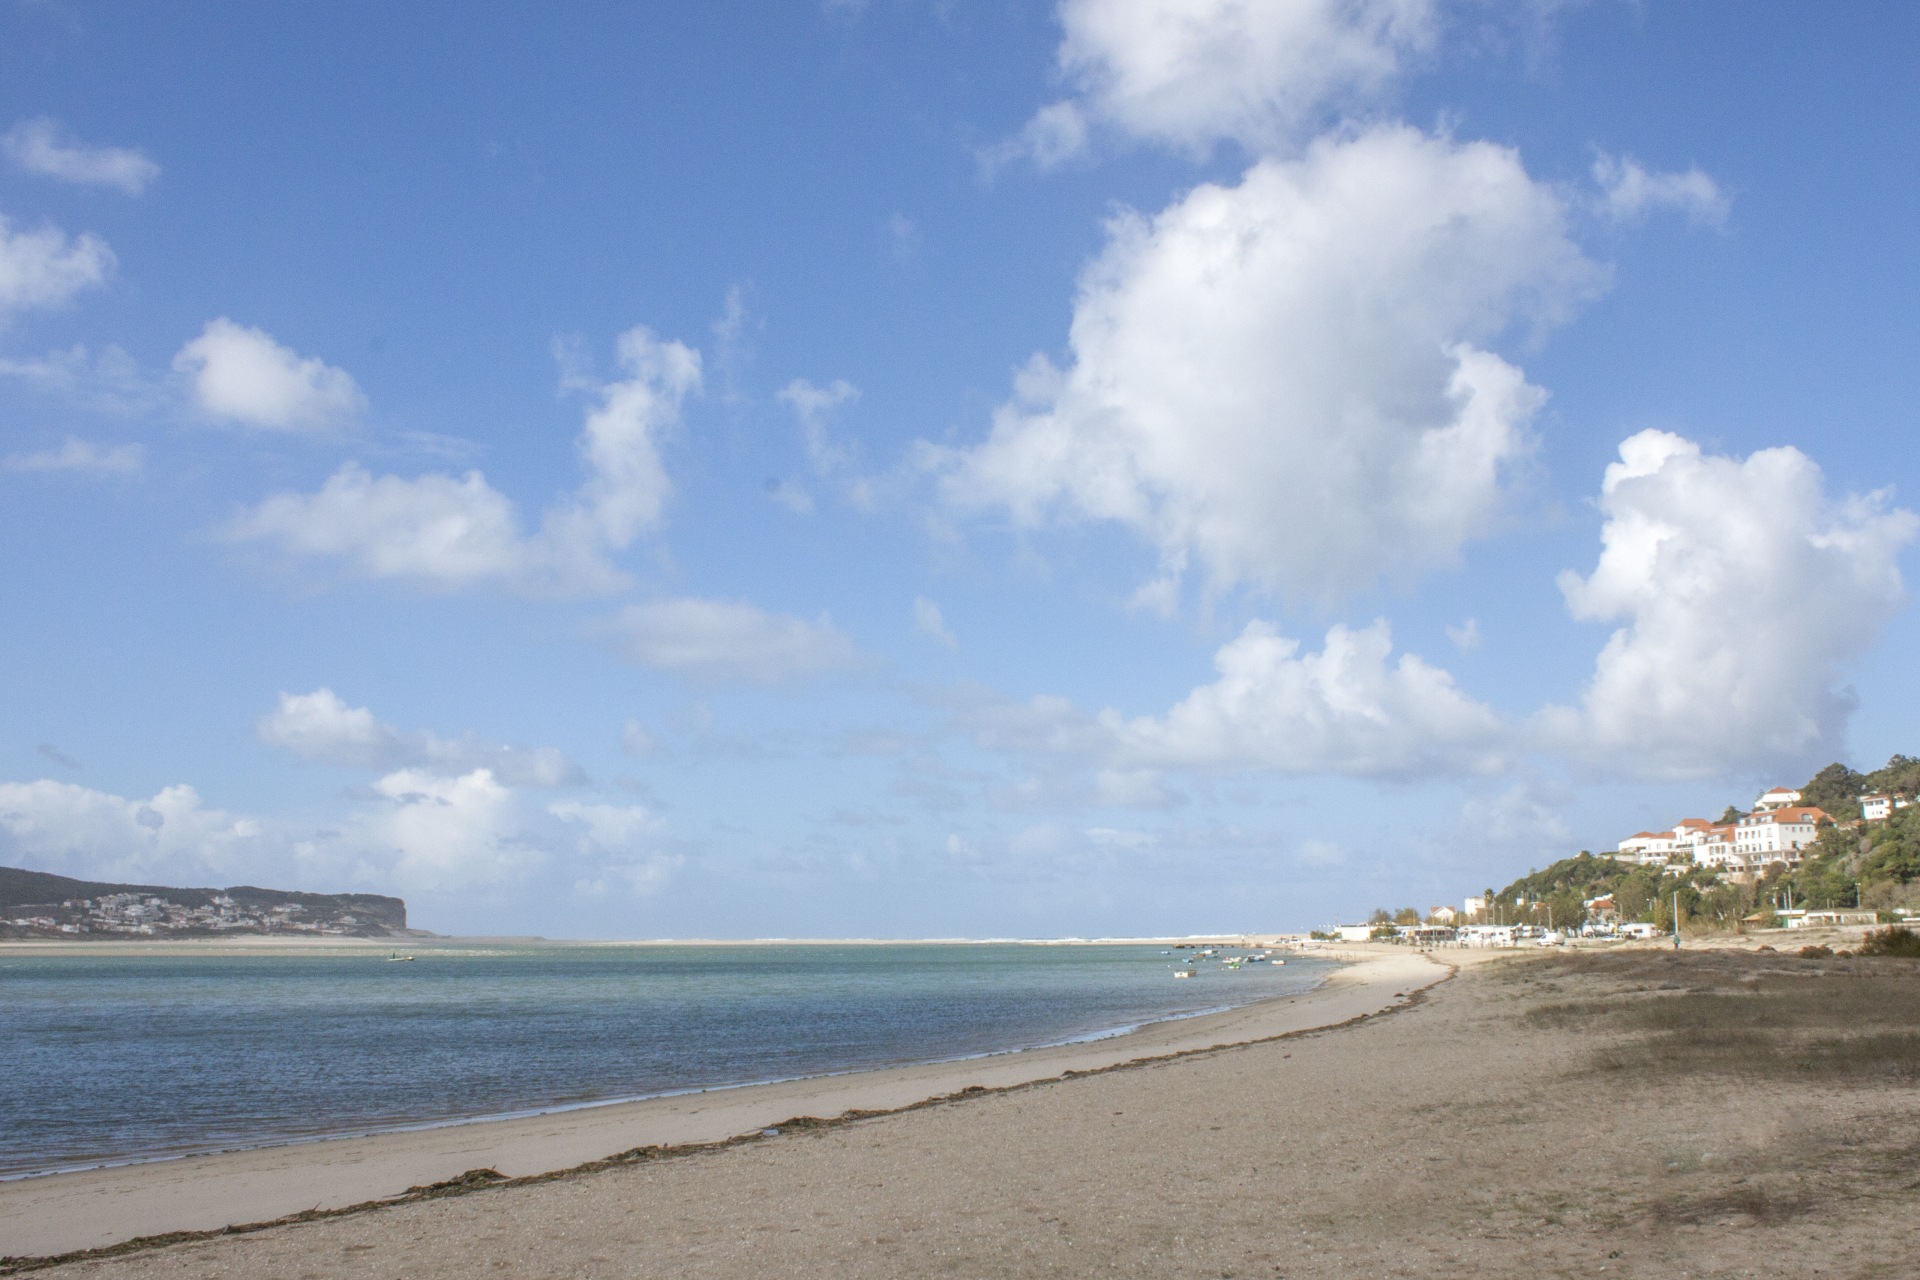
left=2, top=1, right=1917, bottom=939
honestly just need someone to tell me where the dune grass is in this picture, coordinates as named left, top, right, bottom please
left=1515, top=950, right=1920, bottom=1083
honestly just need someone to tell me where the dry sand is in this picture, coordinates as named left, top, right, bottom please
left=0, top=947, right=1435, bottom=1262
left=11, top=940, right=1920, bottom=1279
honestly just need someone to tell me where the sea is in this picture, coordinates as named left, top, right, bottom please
left=0, top=942, right=1334, bottom=1179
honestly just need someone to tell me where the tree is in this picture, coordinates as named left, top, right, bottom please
left=1799, top=761, right=1868, bottom=823
left=1367, top=908, right=1392, bottom=925
left=1719, top=805, right=1745, bottom=824
left=1393, top=907, right=1420, bottom=926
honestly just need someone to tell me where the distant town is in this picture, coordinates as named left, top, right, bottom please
left=0, top=866, right=408, bottom=940
left=1330, top=755, right=1920, bottom=948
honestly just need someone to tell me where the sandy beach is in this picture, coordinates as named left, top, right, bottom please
left=0, top=946, right=1433, bottom=1262
left=10, top=939, right=1919, bottom=1279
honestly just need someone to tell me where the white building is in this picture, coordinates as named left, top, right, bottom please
left=1753, top=787, right=1802, bottom=812
left=1862, top=794, right=1893, bottom=822
left=1617, top=830, right=1677, bottom=861
left=1732, top=806, right=1828, bottom=861
left=1689, top=823, right=1741, bottom=868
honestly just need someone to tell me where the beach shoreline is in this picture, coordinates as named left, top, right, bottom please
left=0, top=933, right=1299, bottom=955
left=0, top=947, right=1440, bottom=1261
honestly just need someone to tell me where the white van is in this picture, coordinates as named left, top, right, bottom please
left=1619, top=922, right=1661, bottom=940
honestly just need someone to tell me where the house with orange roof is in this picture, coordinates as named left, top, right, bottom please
left=1732, top=805, right=1828, bottom=863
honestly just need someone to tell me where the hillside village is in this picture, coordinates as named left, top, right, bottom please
left=0, top=867, right=409, bottom=939
left=1338, top=755, right=1920, bottom=945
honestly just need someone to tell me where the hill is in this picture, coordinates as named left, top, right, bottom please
left=0, top=866, right=407, bottom=939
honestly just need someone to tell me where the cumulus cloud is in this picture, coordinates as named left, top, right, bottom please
left=4, top=436, right=141, bottom=475
left=603, top=598, right=861, bottom=685
left=913, top=597, right=958, bottom=650
left=930, top=126, right=1604, bottom=601
left=227, top=463, right=547, bottom=590
left=0, top=767, right=682, bottom=908
left=0, top=779, right=267, bottom=886
left=958, top=618, right=1503, bottom=780
left=2, top=117, right=160, bottom=193
left=366, top=768, right=540, bottom=892
left=554, top=798, right=680, bottom=896
left=1446, top=618, right=1480, bottom=651
left=994, top=0, right=1436, bottom=165
left=0, top=213, right=114, bottom=314
left=1592, top=152, right=1729, bottom=228
left=1108, top=619, right=1506, bottom=777
left=257, top=688, right=582, bottom=788
left=172, top=318, right=366, bottom=432
left=225, top=326, right=700, bottom=597
left=1539, top=430, right=1918, bottom=779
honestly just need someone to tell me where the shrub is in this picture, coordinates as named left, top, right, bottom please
left=1798, top=944, right=1833, bottom=959
left=1857, top=926, right=1920, bottom=958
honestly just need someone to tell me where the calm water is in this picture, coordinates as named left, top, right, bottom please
left=0, top=943, right=1332, bottom=1177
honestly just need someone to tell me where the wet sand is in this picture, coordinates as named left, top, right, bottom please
left=0, top=948, right=1437, bottom=1261
left=18, top=940, right=1916, bottom=1279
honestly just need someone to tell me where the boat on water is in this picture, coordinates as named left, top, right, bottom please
left=1173, top=968, right=1198, bottom=978
left=386, top=952, right=414, bottom=962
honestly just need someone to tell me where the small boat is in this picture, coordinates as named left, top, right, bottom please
left=386, top=952, right=414, bottom=962
left=1173, top=968, right=1198, bottom=978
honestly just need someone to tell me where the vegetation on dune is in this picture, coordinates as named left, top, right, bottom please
left=1857, top=926, right=1920, bottom=958
left=1518, top=951, right=1920, bottom=1083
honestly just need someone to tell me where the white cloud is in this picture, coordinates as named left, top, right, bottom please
left=779, top=377, right=860, bottom=473
left=2, top=117, right=160, bottom=193
left=0, top=779, right=267, bottom=886
left=1109, top=619, right=1506, bottom=778
left=548, top=800, right=657, bottom=847
left=1539, top=430, right=1918, bottom=779
left=545, top=327, right=700, bottom=551
left=368, top=768, right=539, bottom=892
left=0, top=213, right=114, bottom=314
left=172, top=318, right=366, bottom=432
left=913, top=596, right=958, bottom=650
left=225, top=326, right=700, bottom=597
left=1592, top=152, right=1729, bottom=228
left=930, top=126, right=1604, bottom=601
left=257, top=688, right=582, bottom=788
left=4, top=436, right=141, bottom=475
left=1446, top=617, right=1480, bottom=651
left=995, top=0, right=1436, bottom=165
left=0, top=344, right=156, bottom=414
left=981, top=101, right=1091, bottom=174
left=1452, top=777, right=1572, bottom=856
left=957, top=618, right=1502, bottom=780
left=227, top=462, right=550, bottom=590
left=603, top=597, right=861, bottom=685
left=553, top=800, right=679, bottom=896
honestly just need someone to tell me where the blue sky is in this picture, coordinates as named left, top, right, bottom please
left=3, top=1, right=1916, bottom=938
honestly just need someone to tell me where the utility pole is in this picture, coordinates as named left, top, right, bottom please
left=1672, top=891, right=1681, bottom=950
